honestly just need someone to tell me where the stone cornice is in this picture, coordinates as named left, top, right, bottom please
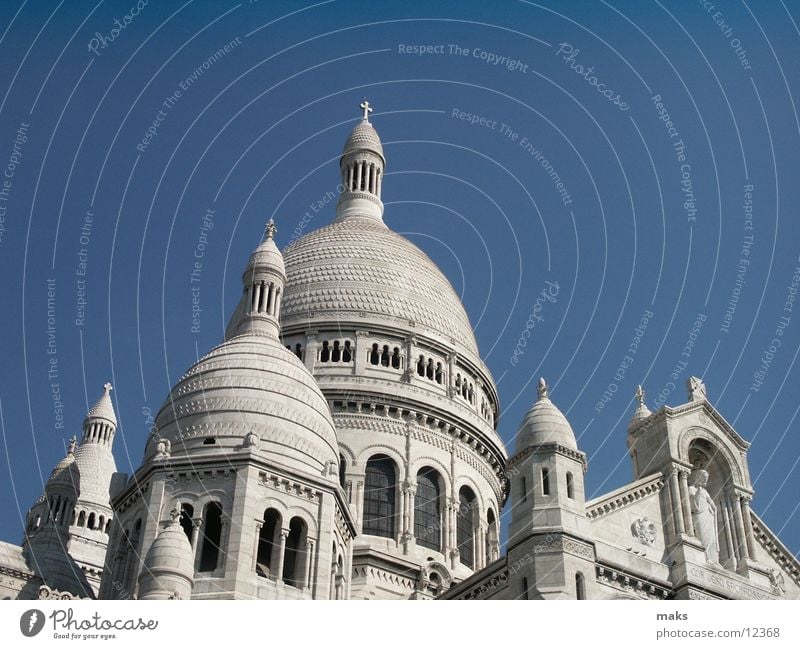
left=628, top=400, right=749, bottom=451
left=751, top=512, right=800, bottom=587
left=509, top=442, right=588, bottom=469
left=595, top=563, right=671, bottom=599
left=586, top=473, right=664, bottom=520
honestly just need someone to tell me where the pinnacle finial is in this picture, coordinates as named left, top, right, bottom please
left=360, top=99, right=373, bottom=121
left=537, top=377, right=548, bottom=399
left=67, top=435, right=77, bottom=454
left=635, top=384, right=645, bottom=405
left=103, top=382, right=112, bottom=395
left=170, top=506, right=181, bottom=523
left=264, top=218, right=277, bottom=240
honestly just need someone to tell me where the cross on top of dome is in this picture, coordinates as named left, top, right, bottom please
left=360, top=99, right=373, bottom=121
left=264, top=218, right=276, bottom=240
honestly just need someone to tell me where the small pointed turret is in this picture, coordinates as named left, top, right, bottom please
left=628, top=384, right=652, bottom=431
left=82, top=382, right=117, bottom=447
left=336, top=99, right=386, bottom=222
left=515, top=377, right=577, bottom=452
left=226, top=218, right=287, bottom=340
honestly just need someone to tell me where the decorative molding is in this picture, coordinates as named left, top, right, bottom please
left=258, top=471, right=321, bottom=504
left=751, top=513, right=800, bottom=588
left=586, top=474, right=664, bottom=520
left=595, top=564, right=670, bottom=600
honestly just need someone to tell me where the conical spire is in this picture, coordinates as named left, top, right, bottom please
left=82, top=383, right=117, bottom=446
left=226, top=218, right=286, bottom=340
left=336, top=99, right=385, bottom=223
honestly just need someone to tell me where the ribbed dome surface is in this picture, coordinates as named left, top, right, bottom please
left=72, top=443, right=117, bottom=505
left=343, top=119, right=384, bottom=159
left=86, top=384, right=116, bottom=426
left=154, top=333, right=339, bottom=477
left=142, top=519, right=194, bottom=578
left=282, top=217, right=479, bottom=355
left=248, top=232, right=285, bottom=275
left=46, top=450, right=78, bottom=490
left=516, top=388, right=577, bottom=452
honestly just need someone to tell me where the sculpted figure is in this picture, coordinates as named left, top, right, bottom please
left=689, top=470, right=719, bottom=563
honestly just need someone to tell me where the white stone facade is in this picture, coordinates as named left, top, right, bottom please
left=1, top=108, right=798, bottom=601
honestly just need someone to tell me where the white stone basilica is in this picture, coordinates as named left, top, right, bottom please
left=1, top=104, right=798, bottom=601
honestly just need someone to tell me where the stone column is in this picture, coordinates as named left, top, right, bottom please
left=404, top=336, right=415, bottom=382
left=276, top=529, right=289, bottom=583
left=477, top=522, right=486, bottom=570
left=252, top=521, right=262, bottom=571
left=304, top=539, right=314, bottom=589
left=669, top=469, right=685, bottom=535
left=304, top=330, right=319, bottom=373
left=191, top=518, right=202, bottom=564
left=721, top=501, right=737, bottom=569
left=354, top=330, right=370, bottom=374
left=678, top=470, right=695, bottom=536
left=447, top=353, right=456, bottom=397
left=733, top=494, right=749, bottom=561
left=741, top=496, right=757, bottom=560
left=355, top=161, right=363, bottom=191
left=376, top=169, right=382, bottom=197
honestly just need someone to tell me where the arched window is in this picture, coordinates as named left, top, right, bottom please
left=294, top=343, right=303, bottom=360
left=542, top=468, right=551, bottom=496
left=77, top=511, right=86, bottom=527
left=320, top=341, right=330, bottom=362
left=414, top=467, right=442, bottom=552
left=282, top=517, right=307, bottom=587
left=363, top=455, right=397, bottom=538
left=87, top=512, right=96, bottom=530
left=417, top=355, right=425, bottom=376
left=332, top=341, right=341, bottom=362
left=391, top=347, right=401, bottom=369
left=575, top=572, right=586, bottom=600
left=342, top=341, right=352, bottom=362
left=256, top=509, right=281, bottom=578
left=380, top=345, right=390, bottom=367
left=198, top=502, right=223, bottom=572
left=566, top=472, right=574, bottom=500
left=435, top=363, right=443, bottom=384
left=457, top=486, right=477, bottom=568
left=486, top=508, right=498, bottom=562
left=179, top=503, right=194, bottom=541
left=370, top=344, right=380, bottom=365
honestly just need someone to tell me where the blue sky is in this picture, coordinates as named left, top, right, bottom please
left=0, top=0, right=799, bottom=556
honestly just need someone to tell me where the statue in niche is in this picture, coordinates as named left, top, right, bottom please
left=689, top=470, right=719, bottom=563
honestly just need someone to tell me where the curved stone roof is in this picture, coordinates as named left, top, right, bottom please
left=282, top=217, right=479, bottom=355
left=154, top=333, right=339, bottom=478
left=85, top=383, right=116, bottom=426
left=343, top=119, right=384, bottom=160
left=72, top=443, right=117, bottom=506
left=516, top=379, right=577, bottom=452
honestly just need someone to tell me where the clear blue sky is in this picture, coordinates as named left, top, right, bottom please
left=0, top=0, right=798, bottom=556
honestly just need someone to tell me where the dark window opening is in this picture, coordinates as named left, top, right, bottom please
left=566, top=472, right=574, bottom=500
left=342, top=341, right=352, bottom=363
left=199, top=502, right=223, bottom=572
left=256, top=509, right=280, bottom=578
left=332, top=341, right=341, bottom=362
left=370, top=343, right=380, bottom=365
left=320, top=341, right=330, bottom=363
left=391, top=347, right=401, bottom=369
left=203, top=438, right=216, bottom=445
left=380, top=345, right=390, bottom=367
left=542, top=468, right=550, bottom=496
left=180, top=503, right=194, bottom=541
left=415, top=467, right=442, bottom=552
left=282, top=517, right=307, bottom=587
left=363, top=455, right=396, bottom=538
left=457, top=486, right=476, bottom=569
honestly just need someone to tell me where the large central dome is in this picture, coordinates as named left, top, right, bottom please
left=282, top=216, right=480, bottom=356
